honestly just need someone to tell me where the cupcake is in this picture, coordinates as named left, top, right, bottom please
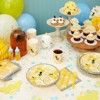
left=58, top=16, right=65, bottom=26
left=70, top=18, right=79, bottom=26
left=82, top=25, right=96, bottom=38
left=83, top=20, right=92, bottom=28
left=84, top=34, right=97, bottom=45
left=97, top=30, right=100, bottom=40
left=50, top=16, right=58, bottom=26
left=69, top=24, right=81, bottom=35
left=71, top=31, right=83, bottom=43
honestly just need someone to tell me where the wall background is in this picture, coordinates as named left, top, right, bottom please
left=24, top=0, right=100, bottom=35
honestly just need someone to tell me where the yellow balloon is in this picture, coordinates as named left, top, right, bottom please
left=92, top=17, right=100, bottom=31
left=0, top=0, right=24, bottom=18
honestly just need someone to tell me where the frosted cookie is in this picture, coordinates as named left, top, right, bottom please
left=26, top=64, right=59, bottom=87
left=61, top=1, right=80, bottom=16
left=71, top=31, right=83, bottom=43
left=50, top=16, right=65, bottom=26
left=50, top=16, right=58, bottom=26
left=58, top=17, right=65, bottom=26
left=84, top=34, right=97, bottom=46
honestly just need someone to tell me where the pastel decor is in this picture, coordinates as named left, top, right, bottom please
left=92, top=17, right=100, bottom=30
left=0, top=0, right=24, bottom=19
left=17, top=13, right=36, bottom=31
left=76, top=3, right=90, bottom=24
left=0, top=14, right=18, bottom=44
left=0, top=39, right=8, bottom=60
left=0, top=81, right=22, bottom=94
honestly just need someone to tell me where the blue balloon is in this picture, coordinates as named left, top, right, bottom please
left=17, top=13, right=36, bottom=31
left=75, top=3, right=90, bottom=25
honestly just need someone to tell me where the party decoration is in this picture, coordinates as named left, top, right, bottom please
left=0, top=39, right=8, bottom=60
left=0, top=14, right=18, bottom=43
left=76, top=3, right=91, bottom=24
left=0, top=81, right=22, bottom=94
left=90, top=6, right=100, bottom=19
left=0, top=0, right=24, bottom=18
left=60, top=1, right=80, bottom=16
left=77, top=90, right=99, bottom=100
left=17, top=13, right=36, bottom=31
left=92, top=17, right=100, bottom=30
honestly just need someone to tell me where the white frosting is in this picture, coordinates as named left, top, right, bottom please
left=86, top=34, right=96, bottom=40
left=73, top=31, right=82, bottom=38
left=58, top=17, right=64, bottom=24
left=50, top=18, right=57, bottom=24
left=97, top=30, right=100, bottom=36
left=70, top=18, right=79, bottom=25
left=83, top=20, right=92, bottom=27
left=70, top=24, right=81, bottom=31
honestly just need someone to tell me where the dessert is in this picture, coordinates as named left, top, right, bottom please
left=84, top=34, right=97, bottom=45
left=82, top=25, right=96, bottom=37
left=70, top=18, right=79, bottom=26
left=97, top=30, right=100, bottom=40
left=69, top=24, right=81, bottom=35
left=83, top=20, right=92, bottom=28
left=60, top=1, right=80, bottom=16
left=50, top=16, right=58, bottom=26
left=78, top=52, right=100, bottom=75
left=58, top=16, right=65, bottom=26
left=56, top=68, right=80, bottom=91
left=0, top=60, right=20, bottom=80
left=26, top=64, right=59, bottom=87
left=50, top=16, right=65, bottom=26
left=71, top=31, right=83, bottom=43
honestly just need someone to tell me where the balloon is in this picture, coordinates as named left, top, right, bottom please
left=0, top=0, right=24, bottom=18
left=0, top=39, right=8, bottom=60
left=92, top=17, right=100, bottom=30
left=17, top=13, right=36, bottom=31
left=75, top=3, right=90, bottom=25
left=0, top=14, right=18, bottom=43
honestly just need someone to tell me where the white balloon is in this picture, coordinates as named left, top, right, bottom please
left=0, top=14, right=18, bottom=43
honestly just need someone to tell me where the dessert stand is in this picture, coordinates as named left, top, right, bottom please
left=59, top=8, right=100, bottom=51
left=47, top=19, right=69, bottom=41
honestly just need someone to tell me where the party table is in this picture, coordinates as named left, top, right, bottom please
left=0, top=31, right=100, bottom=100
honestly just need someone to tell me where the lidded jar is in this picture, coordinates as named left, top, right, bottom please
left=10, top=29, right=27, bottom=56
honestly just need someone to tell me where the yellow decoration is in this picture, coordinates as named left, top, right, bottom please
left=56, top=68, right=78, bottom=90
left=0, top=81, right=22, bottom=94
left=0, top=0, right=24, bottom=18
left=77, top=90, right=99, bottom=100
left=92, top=17, right=100, bottom=30
left=0, top=39, right=8, bottom=60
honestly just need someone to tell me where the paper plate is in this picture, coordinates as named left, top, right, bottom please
left=78, top=52, right=100, bottom=75
left=26, top=64, right=60, bottom=87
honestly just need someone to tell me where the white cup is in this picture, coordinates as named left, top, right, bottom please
left=27, top=38, right=39, bottom=55
left=27, top=28, right=37, bottom=40
left=53, top=49, right=63, bottom=63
